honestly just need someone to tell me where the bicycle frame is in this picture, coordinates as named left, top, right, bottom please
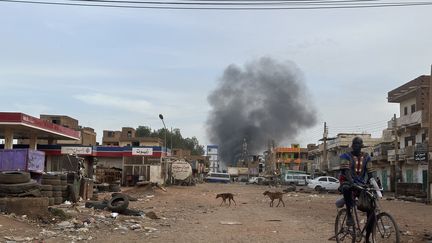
left=335, top=185, right=382, bottom=242
left=352, top=199, right=378, bottom=242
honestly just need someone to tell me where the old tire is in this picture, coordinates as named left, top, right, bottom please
left=0, top=180, right=40, bottom=194
left=41, top=191, right=53, bottom=197
left=42, top=174, right=59, bottom=180
left=0, top=171, right=31, bottom=184
left=40, top=184, right=53, bottom=191
left=85, top=201, right=108, bottom=210
left=42, top=179, right=61, bottom=185
left=53, top=191, right=62, bottom=197
left=121, top=208, right=143, bottom=216
left=48, top=197, right=55, bottom=206
left=112, top=193, right=138, bottom=202
left=107, top=194, right=129, bottom=213
left=52, top=185, right=62, bottom=191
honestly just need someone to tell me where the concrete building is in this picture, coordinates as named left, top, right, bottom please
left=387, top=75, right=430, bottom=194
left=102, top=127, right=162, bottom=147
left=207, top=145, right=219, bottom=172
left=19, top=114, right=97, bottom=146
left=0, top=112, right=81, bottom=177
left=274, top=144, right=311, bottom=174
left=311, top=133, right=382, bottom=177
left=13, top=114, right=97, bottom=176
left=99, top=127, right=166, bottom=185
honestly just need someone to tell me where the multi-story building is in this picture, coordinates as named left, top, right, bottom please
left=274, top=144, right=310, bottom=173
left=387, top=75, right=430, bottom=192
left=311, top=133, right=382, bottom=177
left=207, top=145, right=219, bottom=172
left=102, top=127, right=161, bottom=147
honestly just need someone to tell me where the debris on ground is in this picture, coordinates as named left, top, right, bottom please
left=145, top=211, right=160, bottom=219
left=220, top=221, right=242, bottom=225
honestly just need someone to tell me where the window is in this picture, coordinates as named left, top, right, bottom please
left=404, top=107, right=408, bottom=115
left=405, top=136, right=415, bottom=147
left=328, top=178, right=338, bottom=182
left=318, top=177, right=327, bottom=182
left=107, top=131, right=114, bottom=137
left=422, top=133, right=427, bottom=143
left=127, top=131, right=132, bottom=138
left=411, top=104, right=416, bottom=113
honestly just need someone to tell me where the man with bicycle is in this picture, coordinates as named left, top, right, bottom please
left=339, top=137, right=376, bottom=242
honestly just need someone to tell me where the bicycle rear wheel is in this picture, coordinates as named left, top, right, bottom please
left=374, top=212, right=400, bottom=243
left=335, top=208, right=356, bottom=243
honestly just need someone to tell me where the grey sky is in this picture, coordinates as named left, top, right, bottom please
left=0, top=3, right=431, bottom=148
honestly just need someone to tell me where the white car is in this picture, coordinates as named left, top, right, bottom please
left=248, top=176, right=268, bottom=185
left=307, top=176, right=340, bottom=191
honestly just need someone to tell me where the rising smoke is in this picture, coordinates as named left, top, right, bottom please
left=206, top=57, right=317, bottom=166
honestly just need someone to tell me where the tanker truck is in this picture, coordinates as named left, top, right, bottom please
left=171, top=160, right=194, bottom=186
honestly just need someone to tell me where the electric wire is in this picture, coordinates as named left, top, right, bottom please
left=1, top=0, right=432, bottom=9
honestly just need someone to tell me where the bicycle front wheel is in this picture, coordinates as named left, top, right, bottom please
left=374, top=212, right=400, bottom=243
left=335, top=208, right=356, bottom=243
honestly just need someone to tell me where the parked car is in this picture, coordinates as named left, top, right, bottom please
left=307, top=176, right=340, bottom=191
left=283, top=173, right=311, bottom=186
left=205, top=172, right=230, bottom=183
left=248, top=176, right=268, bottom=185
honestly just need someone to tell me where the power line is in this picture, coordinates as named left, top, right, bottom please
left=1, top=0, right=432, bottom=9
left=66, top=0, right=388, bottom=6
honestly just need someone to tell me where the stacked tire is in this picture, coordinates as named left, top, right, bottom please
left=40, top=184, right=54, bottom=206
left=0, top=171, right=41, bottom=198
left=60, top=174, right=69, bottom=202
left=41, top=174, right=63, bottom=205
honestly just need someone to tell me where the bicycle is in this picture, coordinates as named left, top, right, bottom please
left=334, top=184, right=401, bottom=243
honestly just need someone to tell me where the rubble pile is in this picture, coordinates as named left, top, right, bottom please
left=0, top=189, right=168, bottom=242
left=85, top=193, right=143, bottom=216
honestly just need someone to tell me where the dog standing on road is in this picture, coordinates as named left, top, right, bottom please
left=263, top=191, right=285, bottom=207
left=216, top=193, right=236, bottom=206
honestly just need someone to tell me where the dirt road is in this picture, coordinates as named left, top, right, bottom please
left=0, top=183, right=431, bottom=242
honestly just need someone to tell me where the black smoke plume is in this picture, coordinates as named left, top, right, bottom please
left=206, top=57, right=317, bottom=166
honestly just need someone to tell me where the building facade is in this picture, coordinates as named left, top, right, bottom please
left=311, top=133, right=382, bottom=177
left=387, top=75, right=430, bottom=195
left=274, top=144, right=311, bottom=174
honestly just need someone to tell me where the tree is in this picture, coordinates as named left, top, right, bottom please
left=135, top=126, right=152, bottom=137
left=136, top=126, right=205, bottom=155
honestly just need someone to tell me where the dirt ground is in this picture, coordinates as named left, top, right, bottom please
left=0, top=183, right=431, bottom=243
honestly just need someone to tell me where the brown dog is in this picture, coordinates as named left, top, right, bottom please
left=263, top=191, right=285, bottom=207
left=216, top=193, right=236, bottom=206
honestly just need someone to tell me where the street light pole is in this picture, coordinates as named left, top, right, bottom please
left=159, top=114, right=167, bottom=156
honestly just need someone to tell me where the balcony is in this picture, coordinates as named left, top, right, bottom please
left=387, top=149, right=405, bottom=161
left=388, top=110, right=423, bottom=129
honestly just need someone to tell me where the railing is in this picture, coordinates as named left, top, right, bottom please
left=396, top=110, right=422, bottom=127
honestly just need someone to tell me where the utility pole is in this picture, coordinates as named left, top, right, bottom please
left=392, top=114, right=399, bottom=193
left=323, top=122, right=328, bottom=174
left=428, top=65, right=432, bottom=204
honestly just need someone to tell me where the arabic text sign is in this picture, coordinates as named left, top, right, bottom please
left=414, top=151, right=427, bottom=162
left=61, top=146, right=92, bottom=155
left=171, top=161, right=192, bottom=180
left=132, top=147, right=153, bottom=156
